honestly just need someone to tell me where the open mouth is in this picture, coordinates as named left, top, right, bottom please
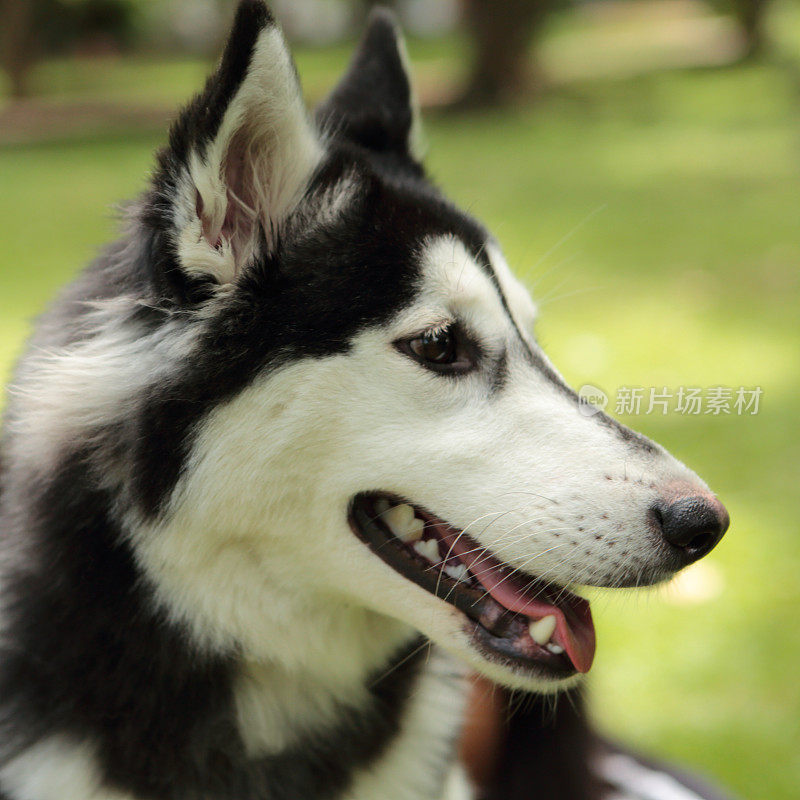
left=349, top=492, right=596, bottom=679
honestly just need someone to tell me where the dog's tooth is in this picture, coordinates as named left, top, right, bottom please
left=383, top=503, right=415, bottom=539
left=401, top=517, right=425, bottom=543
left=444, top=564, right=469, bottom=582
left=413, top=539, right=440, bottom=564
left=546, top=643, right=564, bottom=655
left=374, top=498, right=391, bottom=516
left=528, top=615, right=557, bottom=646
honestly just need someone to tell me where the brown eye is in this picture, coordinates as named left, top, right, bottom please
left=396, top=323, right=477, bottom=375
left=409, top=328, right=456, bottom=365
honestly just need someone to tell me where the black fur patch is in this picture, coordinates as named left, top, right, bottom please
left=490, top=348, right=509, bottom=394
left=0, top=449, right=235, bottom=787
left=169, top=0, right=274, bottom=166
left=0, top=449, right=425, bottom=798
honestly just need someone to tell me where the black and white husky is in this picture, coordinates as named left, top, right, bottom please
left=0, top=3, right=731, bottom=799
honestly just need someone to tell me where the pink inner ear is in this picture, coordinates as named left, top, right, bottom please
left=195, top=192, right=223, bottom=251
left=221, top=189, right=242, bottom=251
left=222, top=137, right=260, bottom=261
left=195, top=134, right=260, bottom=266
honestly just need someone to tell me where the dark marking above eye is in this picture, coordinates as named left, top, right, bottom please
left=489, top=349, right=508, bottom=395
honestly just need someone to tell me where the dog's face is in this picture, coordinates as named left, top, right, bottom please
left=127, top=2, right=728, bottom=692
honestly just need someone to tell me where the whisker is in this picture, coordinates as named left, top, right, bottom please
left=368, top=639, right=431, bottom=688
left=528, top=204, right=607, bottom=275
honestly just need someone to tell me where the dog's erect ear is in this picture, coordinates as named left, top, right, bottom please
left=316, top=7, right=423, bottom=161
left=152, top=0, right=321, bottom=287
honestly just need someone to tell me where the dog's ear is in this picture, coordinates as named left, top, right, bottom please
left=150, top=0, right=321, bottom=290
left=316, top=8, right=423, bottom=161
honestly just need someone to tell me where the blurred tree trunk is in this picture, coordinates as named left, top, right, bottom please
left=736, top=0, right=769, bottom=60
left=457, top=0, right=555, bottom=108
left=354, top=0, right=398, bottom=24
left=0, top=0, right=37, bottom=98
left=707, top=0, right=771, bottom=61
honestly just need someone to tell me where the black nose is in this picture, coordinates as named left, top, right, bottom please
left=652, top=494, right=729, bottom=563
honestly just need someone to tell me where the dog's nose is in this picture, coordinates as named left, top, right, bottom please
left=652, top=493, right=729, bottom=563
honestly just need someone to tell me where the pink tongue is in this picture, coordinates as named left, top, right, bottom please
left=441, top=530, right=596, bottom=673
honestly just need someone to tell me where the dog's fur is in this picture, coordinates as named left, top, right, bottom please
left=0, top=4, right=728, bottom=799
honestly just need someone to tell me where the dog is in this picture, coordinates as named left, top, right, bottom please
left=0, top=3, right=731, bottom=798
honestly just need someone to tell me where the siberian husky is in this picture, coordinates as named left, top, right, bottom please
left=0, top=3, right=730, bottom=799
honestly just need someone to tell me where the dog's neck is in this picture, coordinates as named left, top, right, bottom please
left=141, top=537, right=470, bottom=797
left=231, top=635, right=470, bottom=800
left=228, top=607, right=425, bottom=756
left=134, top=505, right=471, bottom=798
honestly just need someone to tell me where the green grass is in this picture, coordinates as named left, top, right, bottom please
left=0, top=34, right=468, bottom=111
left=2, top=4, right=799, bottom=798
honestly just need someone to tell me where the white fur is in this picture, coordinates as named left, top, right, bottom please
left=596, top=752, right=709, bottom=800
left=0, top=737, right=134, bottom=800
left=231, top=619, right=413, bottom=755
left=440, top=765, right=474, bottom=800
left=345, top=649, right=469, bottom=800
left=175, top=26, right=323, bottom=282
left=287, top=171, right=362, bottom=242
left=484, top=240, right=538, bottom=334
left=394, top=24, right=426, bottom=161
left=5, top=297, right=193, bottom=476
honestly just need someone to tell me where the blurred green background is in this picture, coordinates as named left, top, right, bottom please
left=1, top=1, right=799, bottom=798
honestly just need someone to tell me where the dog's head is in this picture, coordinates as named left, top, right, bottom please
left=126, top=1, right=728, bottom=691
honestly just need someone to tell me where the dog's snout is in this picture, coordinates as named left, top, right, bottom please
left=651, top=492, right=729, bottom=564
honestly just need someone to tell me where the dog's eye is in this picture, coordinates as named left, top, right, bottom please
left=396, top=325, right=476, bottom=374
left=410, top=329, right=456, bottom=364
